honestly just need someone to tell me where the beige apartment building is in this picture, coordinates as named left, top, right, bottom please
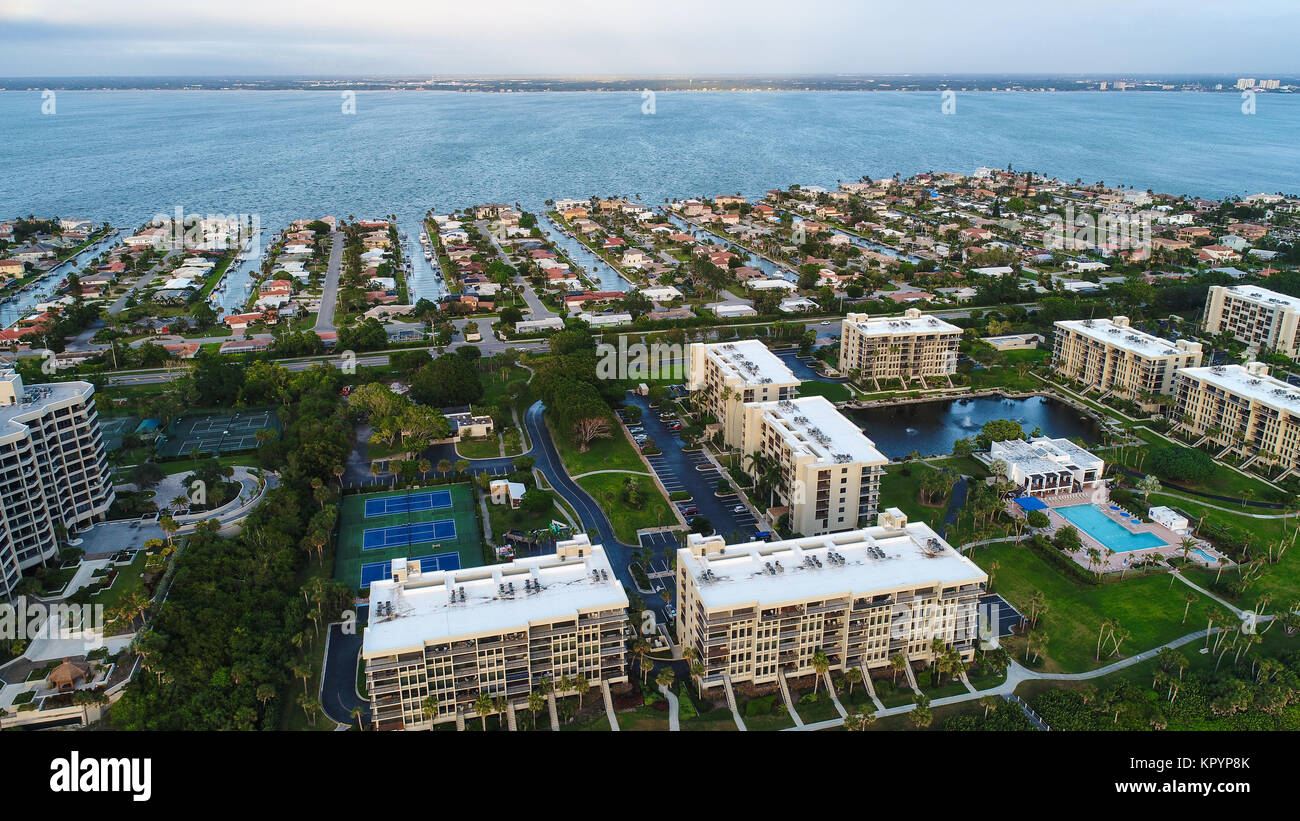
left=1203, top=285, right=1300, bottom=357
left=1173, top=361, right=1300, bottom=469
left=687, top=340, right=800, bottom=448
left=674, top=509, right=987, bottom=692
left=362, top=535, right=629, bottom=731
left=1052, top=315, right=1203, bottom=401
left=737, top=395, right=887, bottom=535
left=0, top=370, right=114, bottom=598
left=839, top=308, right=962, bottom=386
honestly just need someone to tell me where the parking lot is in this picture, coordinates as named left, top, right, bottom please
left=621, top=392, right=764, bottom=544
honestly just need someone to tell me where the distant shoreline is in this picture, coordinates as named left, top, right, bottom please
left=0, top=75, right=1293, bottom=94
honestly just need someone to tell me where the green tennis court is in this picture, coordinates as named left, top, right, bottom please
left=155, top=406, right=282, bottom=457
left=335, top=483, right=483, bottom=591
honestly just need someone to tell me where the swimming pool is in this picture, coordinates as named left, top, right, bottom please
left=1054, top=505, right=1168, bottom=552
left=1191, top=548, right=1217, bottom=564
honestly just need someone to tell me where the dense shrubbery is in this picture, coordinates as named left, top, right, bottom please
left=112, top=364, right=353, bottom=730
left=1032, top=649, right=1300, bottom=730
left=1146, top=445, right=1217, bottom=484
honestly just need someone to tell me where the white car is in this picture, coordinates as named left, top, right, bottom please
left=732, top=505, right=747, bottom=514
left=820, top=320, right=830, bottom=325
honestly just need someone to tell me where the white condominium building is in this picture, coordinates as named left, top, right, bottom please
left=988, top=437, right=1106, bottom=499
left=362, top=535, right=629, bottom=731
left=0, top=371, right=114, bottom=598
left=1052, top=315, right=1203, bottom=400
left=839, top=308, right=962, bottom=385
left=674, top=509, right=987, bottom=691
left=687, top=340, right=800, bottom=449
left=738, top=395, right=887, bottom=535
left=1203, top=285, right=1300, bottom=357
left=1173, top=361, right=1300, bottom=468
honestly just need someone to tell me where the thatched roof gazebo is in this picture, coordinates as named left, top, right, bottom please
left=48, top=658, right=92, bottom=693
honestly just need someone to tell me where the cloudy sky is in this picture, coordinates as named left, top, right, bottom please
left=0, top=0, right=1296, bottom=77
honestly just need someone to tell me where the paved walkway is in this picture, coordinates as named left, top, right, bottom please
left=788, top=628, right=1214, bottom=731
left=660, top=684, right=680, bottom=731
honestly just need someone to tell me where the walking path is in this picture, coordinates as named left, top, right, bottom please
left=789, top=628, right=1214, bottom=731
left=660, top=684, right=680, bottom=731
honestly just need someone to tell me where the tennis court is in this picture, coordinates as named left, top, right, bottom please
left=155, top=406, right=282, bottom=457
left=362, top=519, right=457, bottom=550
left=364, top=489, right=452, bottom=518
left=99, top=416, right=139, bottom=453
left=359, top=552, right=462, bottom=588
left=335, top=483, right=483, bottom=591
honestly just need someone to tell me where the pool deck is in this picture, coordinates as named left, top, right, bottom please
left=1008, top=492, right=1228, bottom=572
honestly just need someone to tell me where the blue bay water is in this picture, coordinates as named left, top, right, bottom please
left=2, top=89, right=1298, bottom=312
left=3, top=90, right=1299, bottom=226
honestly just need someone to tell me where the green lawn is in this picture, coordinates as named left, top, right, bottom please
left=878, top=463, right=948, bottom=530
left=797, top=380, right=852, bottom=402
left=576, top=472, right=676, bottom=543
left=455, top=436, right=502, bottom=459
left=1144, top=491, right=1300, bottom=607
left=970, top=542, right=1235, bottom=673
left=549, top=417, right=647, bottom=475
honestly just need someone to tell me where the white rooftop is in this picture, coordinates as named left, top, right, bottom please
left=1055, top=316, right=1193, bottom=358
left=1177, top=362, right=1300, bottom=410
left=750, top=395, right=887, bottom=467
left=362, top=540, right=627, bottom=657
left=990, top=436, right=1104, bottom=476
left=845, top=309, right=961, bottom=337
left=699, top=340, right=798, bottom=387
left=680, top=516, right=985, bottom=610
left=1220, top=284, right=1300, bottom=312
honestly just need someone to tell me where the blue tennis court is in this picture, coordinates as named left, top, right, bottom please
left=364, top=489, right=453, bottom=518
left=359, top=552, right=461, bottom=588
left=362, top=519, right=457, bottom=550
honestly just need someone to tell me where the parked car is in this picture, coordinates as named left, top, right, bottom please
left=732, top=504, right=747, bottom=514
left=665, top=605, right=677, bottom=621
left=678, top=504, right=698, bottom=516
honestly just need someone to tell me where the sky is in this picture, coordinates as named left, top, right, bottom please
left=0, top=0, right=1297, bottom=77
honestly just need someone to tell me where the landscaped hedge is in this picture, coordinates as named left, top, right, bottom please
left=1024, top=535, right=1099, bottom=586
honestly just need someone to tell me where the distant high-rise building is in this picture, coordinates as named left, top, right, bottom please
left=0, top=370, right=114, bottom=598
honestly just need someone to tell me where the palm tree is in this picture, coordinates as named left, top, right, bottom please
left=421, top=695, right=439, bottom=726
left=437, top=459, right=451, bottom=478
left=350, top=706, right=365, bottom=731
left=574, top=674, right=590, bottom=709
left=980, top=695, right=1000, bottom=719
left=843, top=667, right=862, bottom=697
left=889, top=653, right=906, bottom=684
left=473, top=691, right=494, bottom=731
left=526, top=691, right=545, bottom=730
left=1182, top=591, right=1198, bottom=624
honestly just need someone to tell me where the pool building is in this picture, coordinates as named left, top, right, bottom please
left=988, top=436, right=1106, bottom=502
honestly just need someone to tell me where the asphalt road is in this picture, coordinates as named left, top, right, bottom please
left=314, top=231, right=344, bottom=333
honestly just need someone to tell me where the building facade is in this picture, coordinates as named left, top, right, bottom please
left=737, top=396, right=888, bottom=535
left=0, top=371, right=114, bottom=598
left=839, top=308, right=962, bottom=385
left=1173, top=361, right=1300, bottom=468
left=1202, top=284, right=1300, bottom=357
left=1052, top=315, right=1203, bottom=400
left=674, top=509, right=987, bottom=692
left=687, top=340, right=800, bottom=449
left=362, top=535, right=629, bottom=731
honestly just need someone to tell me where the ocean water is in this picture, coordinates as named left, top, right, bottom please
left=2, top=89, right=1298, bottom=310
left=3, top=89, right=1299, bottom=226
